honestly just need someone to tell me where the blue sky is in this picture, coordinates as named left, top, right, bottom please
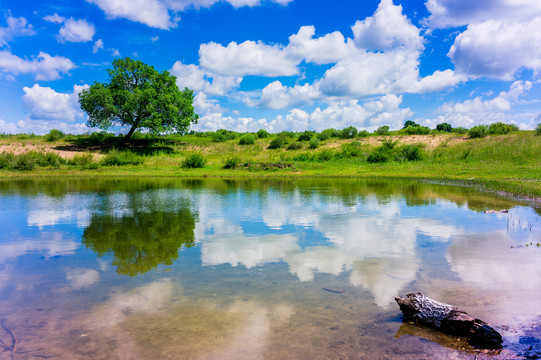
left=1, top=0, right=540, bottom=134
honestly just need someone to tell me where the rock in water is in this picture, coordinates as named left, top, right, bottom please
left=395, top=292, right=503, bottom=349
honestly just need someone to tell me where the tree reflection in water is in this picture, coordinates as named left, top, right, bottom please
left=82, top=208, right=196, bottom=276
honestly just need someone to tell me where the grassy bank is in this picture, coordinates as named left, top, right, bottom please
left=1, top=130, right=540, bottom=199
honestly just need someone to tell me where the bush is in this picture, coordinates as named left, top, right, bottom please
left=488, top=122, right=513, bottom=135
left=468, top=125, right=489, bottom=138
left=340, top=141, right=363, bottom=157
left=308, top=137, right=320, bottom=149
left=182, top=152, right=206, bottom=168
left=12, top=152, right=37, bottom=170
left=316, top=149, right=334, bottom=161
left=286, top=141, right=303, bottom=150
left=256, top=129, right=269, bottom=138
left=297, top=130, right=315, bottom=142
left=44, top=129, right=66, bottom=142
left=452, top=127, right=468, bottom=134
left=396, top=144, right=424, bottom=161
left=366, top=148, right=391, bottom=163
left=239, top=134, right=256, bottom=145
left=340, top=126, right=358, bottom=139
left=69, top=153, right=98, bottom=169
left=0, top=152, right=15, bottom=169
left=277, top=131, right=295, bottom=139
left=404, top=125, right=430, bottom=135
left=212, top=132, right=226, bottom=142
left=318, top=128, right=340, bottom=140
left=403, top=120, right=419, bottom=129
left=101, top=150, right=144, bottom=166
left=357, top=130, right=370, bottom=138
left=375, top=126, right=389, bottom=135
left=436, top=123, right=452, bottom=132
left=537, top=123, right=541, bottom=135
left=223, top=156, right=240, bottom=169
left=268, top=137, right=285, bottom=149
left=38, top=152, right=65, bottom=167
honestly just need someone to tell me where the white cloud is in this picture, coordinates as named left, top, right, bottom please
left=110, top=48, right=120, bottom=56
left=43, top=13, right=66, bottom=24
left=93, top=39, right=104, bottom=53
left=0, top=51, right=75, bottom=80
left=170, top=61, right=242, bottom=96
left=352, top=0, right=423, bottom=52
left=57, top=18, right=96, bottom=43
left=449, top=18, right=541, bottom=80
left=424, top=80, right=533, bottom=128
left=87, top=0, right=177, bottom=29
left=199, top=40, right=299, bottom=77
left=66, top=268, right=100, bottom=290
left=23, top=84, right=89, bottom=124
left=0, top=15, right=35, bottom=46
left=424, top=0, right=541, bottom=28
left=0, top=232, right=79, bottom=264
left=287, top=26, right=355, bottom=65
left=87, top=0, right=291, bottom=29
left=258, top=81, right=319, bottom=109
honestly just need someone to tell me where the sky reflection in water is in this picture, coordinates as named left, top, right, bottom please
left=0, top=178, right=540, bottom=359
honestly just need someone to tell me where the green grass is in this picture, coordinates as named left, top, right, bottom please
left=0, top=131, right=539, bottom=198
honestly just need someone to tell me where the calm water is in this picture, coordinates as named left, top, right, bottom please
left=0, top=178, right=540, bottom=360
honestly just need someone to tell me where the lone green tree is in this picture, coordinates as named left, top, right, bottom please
left=78, top=57, right=198, bottom=143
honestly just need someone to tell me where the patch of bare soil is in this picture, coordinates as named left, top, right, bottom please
left=0, top=143, right=105, bottom=159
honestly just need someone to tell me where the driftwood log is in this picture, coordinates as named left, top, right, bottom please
left=395, top=292, right=503, bottom=349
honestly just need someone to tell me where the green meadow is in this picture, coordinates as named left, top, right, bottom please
left=1, top=127, right=540, bottom=199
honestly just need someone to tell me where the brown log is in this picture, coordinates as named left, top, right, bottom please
left=395, top=292, right=503, bottom=349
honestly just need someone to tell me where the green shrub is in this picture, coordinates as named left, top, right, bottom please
left=404, top=125, right=430, bottom=135
left=13, top=152, right=37, bottom=170
left=268, top=137, right=285, bottom=149
left=436, top=123, right=452, bottom=132
left=375, top=126, right=389, bottom=135
left=452, top=127, right=468, bottom=134
left=101, top=150, right=144, bottom=166
left=212, top=132, right=226, bottom=142
left=38, top=152, right=65, bottom=167
left=357, top=130, right=370, bottom=138
left=468, top=125, right=489, bottom=138
left=286, top=141, right=303, bottom=150
left=308, top=137, right=320, bottom=149
left=69, top=153, right=98, bottom=169
left=0, top=152, right=15, bottom=169
left=223, top=156, right=240, bottom=169
left=366, top=148, right=391, bottom=163
left=488, top=122, right=513, bottom=135
left=317, top=129, right=332, bottom=141
left=509, top=124, right=519, bottom=131
left=239, top=134, right=256, bottom=145
left=340, top=126, right=358, bottom=139
left=316, top=149, right=334, bottom=161
left=403, top=120, right=419, bottom=129
left=44, top=129, right=66, bottom=142
left=340, top=141, right=363, bottom=157
left=277, top=131, right=295, bottom=139
left=537, top=123, right=541, bottom=135
left=256, top=129, right=269, bottom=138
left=396, top=144, right=424, bottom=161
left=182, top=152, right=206, bottom=168
left=297, top=130, right=315, bottom=142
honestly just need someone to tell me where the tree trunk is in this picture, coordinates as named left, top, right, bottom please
left=395, top=293, right=503, bottom=349
left=122, top=124, right=138, bottom=144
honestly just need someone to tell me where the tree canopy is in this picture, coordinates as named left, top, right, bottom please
left=403, top=120, right=419, bottom=129
left=78, top=57, right=198, bottom=143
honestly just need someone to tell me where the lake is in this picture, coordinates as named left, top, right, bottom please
left=0, top=178, right=540, bottom=359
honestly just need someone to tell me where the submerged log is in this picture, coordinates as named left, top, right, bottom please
left=395, top=292, right=503, bottom=349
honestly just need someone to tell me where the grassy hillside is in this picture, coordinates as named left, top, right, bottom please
left=0, top=130, right=540, bottom=198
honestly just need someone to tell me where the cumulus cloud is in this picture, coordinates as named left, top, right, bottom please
left=23, top=83, right=89, bottom=121
left=199, top=40, right=299, bottom=77
left=258, top=81, right=319, bottom=109
left=0, top=51, right=75, bottom=80
left=424, top=0, right=541, bottom=29
left=423, top=80, right=533, bottom=128
left=449, top=18, right=541, bottom=80
left=287, top=25, right=355, bottom=64
left=43, top=13, right=66, bottom=24
left=87, top=0, right=291, bottom=29
left=0, top=15, right=35, bottom=46
left=93, top=39, right=104, bottom=53
left=352, top=0, right=423, bottom=51
left=57, top=18, right=96, bottom=43
left=170, top=61, right=242, bottom=96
